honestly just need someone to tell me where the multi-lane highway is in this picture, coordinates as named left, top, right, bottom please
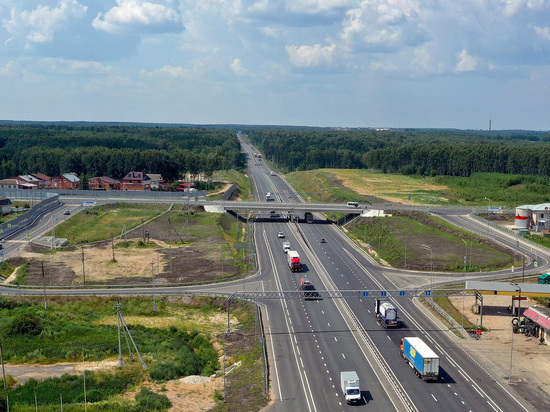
left=237, top=136, right=538, bottom=412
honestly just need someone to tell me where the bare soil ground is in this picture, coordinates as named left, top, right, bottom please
left=4, top=208, right=237, bottom=286
left=448, top=294, right=550, bottom=410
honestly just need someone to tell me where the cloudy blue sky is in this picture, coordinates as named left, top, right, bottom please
left=1, top=0, right=550, bottom=129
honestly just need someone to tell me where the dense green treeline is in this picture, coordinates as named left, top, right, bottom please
left=0, top=125, right=241, bottom=182
left=247, top=129, right=550, bottom=176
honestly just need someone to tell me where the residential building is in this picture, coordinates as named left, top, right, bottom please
left=31, top=173, right=52, bottom=188
left=120, top=171, right=151, bottom=191
left=51, top=173, right=80, bottom=190
left=146, top=174, right=165, bottom=190
left=0, top=197, right=12, bottom=215
left=89, top=176, right=120, bottom=190
left=0, top=178, right=38, bottom=189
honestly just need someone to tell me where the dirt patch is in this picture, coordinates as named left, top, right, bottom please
left=449, top=294, right=550, bottom=410
left=13, top=209, right=239, bottom=286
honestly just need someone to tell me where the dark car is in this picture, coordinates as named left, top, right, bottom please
left=64, top=210, right=71, bottom=215
left=320, top=238, right=326, bottom=243
left=301, top=284, right=319, bottom=300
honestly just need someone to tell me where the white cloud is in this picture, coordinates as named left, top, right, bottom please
left=140, top=65, right=189, bottom=78
left=93, top=0, right=182, bottom=34
left=286, top=43, right=336, bottom=67
left=534, top=26, right=550, bottom=41
left=0, top=60, right=18, bottom=77
left=455, top=49, right=477, bottom=72
left=40, top=58, right=114, bottom=75
left=2, top=0, right=87, bottom=47
left=230, top=58, right=248, bottom=76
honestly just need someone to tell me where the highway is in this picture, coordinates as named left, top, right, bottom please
left=0, top=136, right=544, bottom=411
left=237, top=136, right=537, bottom=412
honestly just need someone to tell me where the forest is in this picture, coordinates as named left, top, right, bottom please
left=0, top=125, right=242, bottom=183
left=246, top=128, right=550, bottom=177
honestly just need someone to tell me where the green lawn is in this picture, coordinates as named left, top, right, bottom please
left=51, top=203, right=166, bottom=243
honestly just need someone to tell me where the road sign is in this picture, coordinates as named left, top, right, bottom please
left=399, top=291, right=406, bottom=296
left=512, top=296, right=527, bottom=301
left=381, top=291, right=387, bottom=296
left=369, top=242, right=374, bottom=247
left=26, top=233, right=31, bottom=239
left=363, top=291, right=369, bottom=297
left=534, top=261, right=539, bottom=268
left=425, top=290, right=431, bottom=296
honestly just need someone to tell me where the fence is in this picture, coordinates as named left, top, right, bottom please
left=0, top=188, right=207, bottom=201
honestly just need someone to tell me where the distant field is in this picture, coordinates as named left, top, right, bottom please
left=286, top=169, right=450, bottom=204
left=285, top=169, right=550, bottom=206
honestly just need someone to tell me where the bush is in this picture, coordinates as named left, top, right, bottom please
left=133, top=387, right=171, bottom=411
left=7, top=313, right=42, bottom=336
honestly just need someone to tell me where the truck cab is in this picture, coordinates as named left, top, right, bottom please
left=538, top=274, right=550, bottom=284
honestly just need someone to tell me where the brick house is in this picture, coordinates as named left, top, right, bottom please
left=89, top=176, right=120, bottom=190
left=120, top=171, right=151, bottom=191
left=51, top=173, right=80, bottom=190
left=31, top=173, right=52, bottom=188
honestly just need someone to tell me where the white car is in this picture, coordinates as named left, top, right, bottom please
left=277, top=232, right=285, bottom=238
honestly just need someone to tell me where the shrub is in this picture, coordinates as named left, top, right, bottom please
left=7, top=313, right=42, bottom=336
left=133, top=387, right=171, bottom=411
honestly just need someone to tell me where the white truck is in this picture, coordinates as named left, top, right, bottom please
left=374, top=299, right=398, bottom=328
left=340, top=371, right=361, bottom=405
left=282, top=242, right=290, bottom=253
left=400, top=337, right=440, bottom=381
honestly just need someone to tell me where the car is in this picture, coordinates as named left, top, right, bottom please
left=320, top=238, right=326, bottom=243
left=64, top=210, right=71, bottom=215
left=277, top=232, right=285, bottom=238
left=301, top=283, right=319, bottom=300
left=0, top=244, right=3, bottom=250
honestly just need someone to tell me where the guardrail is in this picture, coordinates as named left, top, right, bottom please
left=425, top=296, right=469, bottom=338
left=0, top=195, right=61, bottom=240
left=0, top=188, right=207, bottom=201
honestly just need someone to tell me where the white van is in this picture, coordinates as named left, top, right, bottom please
left=347, top=202, right=360, bottom=208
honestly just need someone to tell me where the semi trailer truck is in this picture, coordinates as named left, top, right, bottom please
left=400, top=337, right=440, bottom=381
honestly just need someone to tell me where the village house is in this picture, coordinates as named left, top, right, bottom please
left=31, top=173, right=52, bottom=188
left=0, top=178, right=38, bottom=189
left=51, top=173, right=80, bottom=190
left=89, top=176, right=120, bottom=190
left=145, top=174, right=166, bottom=190
left=0, top=197, right=12, bottom=215
left=120, top=171, right=151, bottom=191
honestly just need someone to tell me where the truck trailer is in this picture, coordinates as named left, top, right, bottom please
left=400, top=337, right=440, bottom=381
left=287, top=250, right=302, bottom=272
left=374, top=299, right=398, bottom=327
left=340, top=371, right=361, bottom=404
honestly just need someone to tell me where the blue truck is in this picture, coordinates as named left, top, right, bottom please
left=400, top=337, right=440, bottom=381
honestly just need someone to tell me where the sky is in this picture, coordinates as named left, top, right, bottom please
left=1, top=0, right=550, bottom=130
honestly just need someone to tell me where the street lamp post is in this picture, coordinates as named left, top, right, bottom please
left=421, top=244, right=433, bottom=289
left=509, top=283, right=521, bottom=381
left=461, top=239, right=468, bottom=338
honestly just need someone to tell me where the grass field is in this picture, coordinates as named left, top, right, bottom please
left=348, top=211, right=513, bottom=271
left=52, top=203, right=166, bottom=243
left=284, top=169, right=550, bottom=206
left=0, top=295, right=265, bottom=411
left=212, top=169, right=254, bottom=201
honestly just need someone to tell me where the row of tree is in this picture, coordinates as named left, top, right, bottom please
left=0, top=125, right=242, bottom=182
left=246, top=128, right=550, bottom=176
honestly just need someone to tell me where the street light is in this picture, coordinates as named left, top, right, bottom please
left=509, top=283, right=521, bottom=381
left=461, top=239, right=468, bottom=338
left=421, top=244, right=433, bottom=289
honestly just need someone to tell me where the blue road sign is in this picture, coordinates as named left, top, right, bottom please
left=363, top=291, right=369, bottom=297
left=399, top=291, right=406, bottom=296
left=425, top=290, right=431, bottom=296
left=381, top=291, right=387, bottom=296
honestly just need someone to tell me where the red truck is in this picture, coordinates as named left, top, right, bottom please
left=287, top=250, right=302, bottom=272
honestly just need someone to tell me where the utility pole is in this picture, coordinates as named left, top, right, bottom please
left=42, top=261, right=47, bottom=310
left=116, top=303, right=123, bottom=368
left=81, top=247, right=86, bottom=284
left=111, top=236, right=115, bottom=262
left=0, top=338, right=9, bottom=412
left=151, top=261, right=157, bottom=315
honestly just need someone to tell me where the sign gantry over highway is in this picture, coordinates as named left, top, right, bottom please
left=228, top=289, right=460, bottom=300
